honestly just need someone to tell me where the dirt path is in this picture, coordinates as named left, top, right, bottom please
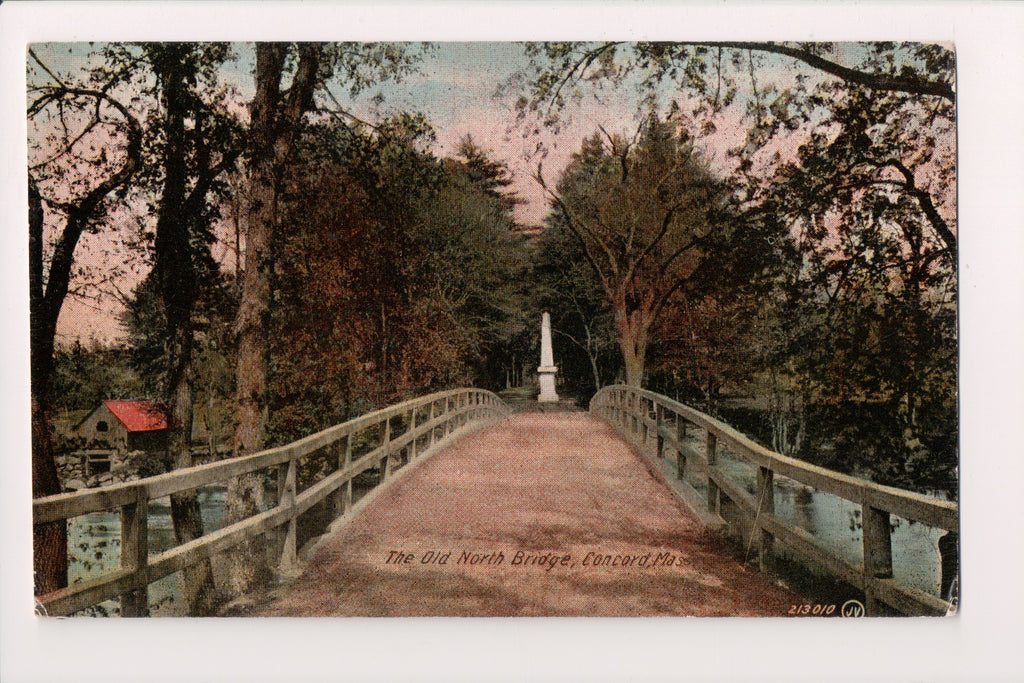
left=256, top=412, right=803, bottom=617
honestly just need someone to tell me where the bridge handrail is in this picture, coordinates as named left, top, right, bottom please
left=34, top=388, right=510, bottom=617
left=590, top=385, right=958, bottom=617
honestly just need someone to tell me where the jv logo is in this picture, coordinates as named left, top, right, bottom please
left=841, top=599, right=865, bottom=617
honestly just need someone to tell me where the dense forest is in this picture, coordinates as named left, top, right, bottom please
left=29, top=42, right=956, bottom=612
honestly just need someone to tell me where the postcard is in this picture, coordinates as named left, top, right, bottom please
left=4, top=3, right=1023, bottom=683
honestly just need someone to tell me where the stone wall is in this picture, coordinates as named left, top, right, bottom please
left=57, top=450, right=146, bottom=492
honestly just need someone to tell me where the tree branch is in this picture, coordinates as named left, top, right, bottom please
left=877, top=158, right=957, bottom=260
left=698, top=41, right=955, bottom=102
left=36, top=87, right=142, bottom=330
left=543, top=42, right=619, bottom=119
left=28, top=48, right=67, bottom=89
left=533, top=162, right=619, bottom=293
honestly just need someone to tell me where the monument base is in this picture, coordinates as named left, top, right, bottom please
left=537, top=366, right=559, bottom=402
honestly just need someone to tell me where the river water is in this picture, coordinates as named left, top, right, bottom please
left=685, top=448, right=948, bottom=599
left=67, top=486, right=227, bottom=617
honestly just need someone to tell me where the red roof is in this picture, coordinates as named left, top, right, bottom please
left=102, top=400, right=168, bottom=433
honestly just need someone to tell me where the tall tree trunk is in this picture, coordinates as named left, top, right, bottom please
left=151, top=45, right=218, bottom=614
left=587, top=350, right=602, bottom=394
left=224, top=45, right=283, bottom=595
left=225, top=43, right=321, bottom=595
left=30, top=180, right=67, bottom=594
left=29, top=178, right=68, bottom=596
left=622, top=348, right=645, bottom=387
left=613, top=298, right=649, bottom=388
left=28, top=88, right=141, bottom=597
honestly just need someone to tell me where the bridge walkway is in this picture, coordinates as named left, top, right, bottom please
left=255, top=412, right=801, bottom=617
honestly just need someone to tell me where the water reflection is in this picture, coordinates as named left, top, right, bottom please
left=67, top=486, right=228, bottom=616
left=714, top=448, right=945, bottom=596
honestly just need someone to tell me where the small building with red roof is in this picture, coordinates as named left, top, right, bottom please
left=76, top=399, right=169, bottom=453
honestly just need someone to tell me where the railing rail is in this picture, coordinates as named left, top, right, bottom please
left=34, top=388, right=510, bottom=617
left=590, top=385, right=957, bottom=616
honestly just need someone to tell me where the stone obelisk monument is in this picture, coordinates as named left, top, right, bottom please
left=537, top=312, right=559, bottom=402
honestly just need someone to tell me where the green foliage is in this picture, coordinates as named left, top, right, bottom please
left=52, top=341, right=143, bottom=413
left=119, top=268, right=237, bottom=423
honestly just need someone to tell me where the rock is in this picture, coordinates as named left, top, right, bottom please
left=65, top=479, right=86, bottom=491
left=86, top=476, right=99, bottom=488
left=127, top=474, right=140, bottom=482
left=124, top=450, right=146, bottom=465
left=98, top=472, right=114, bottom=484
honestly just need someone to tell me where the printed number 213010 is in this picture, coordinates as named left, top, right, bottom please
left=788, top=604, right=836, bottom=616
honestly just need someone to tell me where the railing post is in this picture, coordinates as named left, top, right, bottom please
left=331, top=434, right=348, bottom=520
left=382, top=416, right=392, bottom=481
left=705, top=430, right=719, bottom=514
left=280, top=457, right=298, bottom=571
left=409, top=408, right=417, bottom=460
left=428, top=400, right=436, bottom=448
left=676, top=416, right=687, bottom=480
left=119, top=486, right=149, bottom=617
left=630, top=393, right=635, bottom=432
left=640, top=398, right=649, bottom=445
left=757, top=466, right=775, bottom=570
left=655, top=403, right=664, bottom=459
left=327, top=442, right=340, bottom=521
left=342, top=432, right=353, bottom=515
left=862, top=503, right=894, bottom=615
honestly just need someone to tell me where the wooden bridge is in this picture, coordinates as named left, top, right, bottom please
left=33, top=386, right=957, bottom=617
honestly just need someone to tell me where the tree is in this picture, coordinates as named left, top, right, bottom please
left=222, top=42, right=321, bottom=594
left=142, top=43, right=241, bottom=614
left=535, top=116, right=730, bottom=386
left=59, top=42, right=246, bottom=614
left=454, top=134, right=524, bottom=214
left=28, top=50, right=143, bottom=594
left=270, top=117, right=528, bottom=441
left=439, top=136, right=530, bottom=390
left=524, top=42, right=957, bottom=494
left=748, top=73, right=957, bottom=491
left=226, top=42, right=422, bottom=594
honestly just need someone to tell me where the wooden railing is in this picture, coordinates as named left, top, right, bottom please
left=34, top=388, right=510, bottom=617
left=591, top=385, right=958, bottom=616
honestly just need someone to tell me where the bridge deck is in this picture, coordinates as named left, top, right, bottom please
left=256, top=413, right=802, bottom=616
